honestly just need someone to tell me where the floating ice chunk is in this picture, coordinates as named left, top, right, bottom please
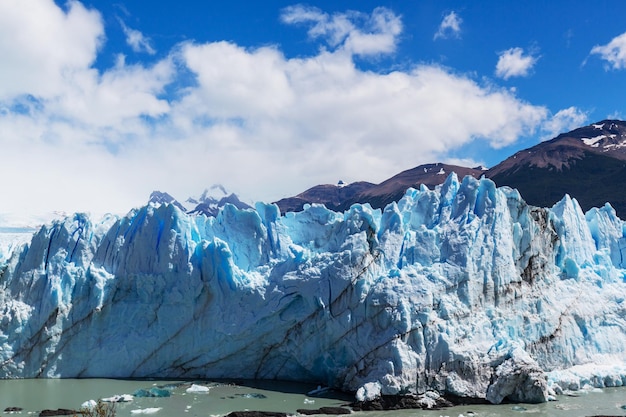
left=186, top=384, right=210, bottom=393
left=131, top=408, right=162, bottom=414
left=102, top=394, right=133, bottom=402
left=81, top=400, right=97, bottom=409
left=235, top=393, right=267, bottom=399
left=133, top=387, right=171, bottom=397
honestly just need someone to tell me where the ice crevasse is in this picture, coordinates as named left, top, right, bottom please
left=1, top=174, right=626, bottom=404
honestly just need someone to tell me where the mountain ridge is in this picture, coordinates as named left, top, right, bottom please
left=273, top=119, right=626, bottom=218
left=487, top=119, right=626, bottom=217
left=149, top=185, right=251, bottom=217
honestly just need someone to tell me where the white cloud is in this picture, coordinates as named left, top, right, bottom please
left=119, top=19, right=156, bottom=55
left=434, top=11, right=462, bottom=40
left=0, top=1, right=553, bottom=217
left=540, top=107, right=588, bottom=140
left=590, top=32, right=626, bottom=70
left=280, top=5, right=402, bottom=56
left=51, top=55, right=174, bottom=128
left=495, top=47, right=539, bottom=80
left=0, top=0, right=104, bottom=101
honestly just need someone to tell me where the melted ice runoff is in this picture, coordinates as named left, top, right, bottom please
left=1, top=174, right=625, bottom=405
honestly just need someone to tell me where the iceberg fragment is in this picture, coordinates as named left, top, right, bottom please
left=186, top=384, right=211, bottom=393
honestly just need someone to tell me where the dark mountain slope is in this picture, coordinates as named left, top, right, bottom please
left=487, top=120, right=626, bottom=218
left=274, top=181, right=376, bottom=213
left=336, top=163, right=485, bottom=211
left=274, top=163, right=485, bottom=214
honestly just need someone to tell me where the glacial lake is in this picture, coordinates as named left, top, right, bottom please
left=0, top=379, right=625, bottom=417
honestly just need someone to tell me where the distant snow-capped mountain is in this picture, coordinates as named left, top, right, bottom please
left=149, top=185, right=251, bottom=217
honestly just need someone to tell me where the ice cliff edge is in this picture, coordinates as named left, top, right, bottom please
left=1, top=174, right=626, bottom=404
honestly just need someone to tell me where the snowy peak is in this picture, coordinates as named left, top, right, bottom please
left=148, top=191, right=187, bottom=212
left=569, top=120, right=626, bottom=153
left=187, top=192, right=251, bottom=217
left=149, top=186, right=251, bottom=217
left=198, top=184, right=229, bottom=203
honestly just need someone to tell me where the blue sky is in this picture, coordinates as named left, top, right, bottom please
left=1, top=0, right=626, bottom=216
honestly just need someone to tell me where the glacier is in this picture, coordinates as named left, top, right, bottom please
left=1, top=174, right=626, bottom=404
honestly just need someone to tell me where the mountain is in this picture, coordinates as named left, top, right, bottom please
left=275, top=121, right=626, bottom=219
left=149, top=185, right=251, bottom=217
left=148, top=191, right=187, bottom=212
left=336, top=163, right=486, bottom=211
left=274, top=163, right=486, bottom=214
left=1, top=174, right=625, bottom=405
left=273, top=181, right=376, bottom=212
left=487, top=120, right=626, bottom=218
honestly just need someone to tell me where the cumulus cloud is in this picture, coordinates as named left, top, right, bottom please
left=540, top=106, right=588, bottom=140
left=434, top=11, right=462, bottom=40
left=280, top=5, right=402, bottom=56
left=495, top=47, right=539, bottom=79
left=0, top=0, right=103, bottom=101
left=590, top=32, right=626, bottom=70
left=0, top=0, right=556, bottom=216
left=119, top=19, right=156, bottom=54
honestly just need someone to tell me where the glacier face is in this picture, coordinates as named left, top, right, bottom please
left=1, top=174, right=626, bottom=404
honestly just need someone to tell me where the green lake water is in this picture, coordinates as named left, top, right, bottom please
left=0, top=379, right=624, bottom=417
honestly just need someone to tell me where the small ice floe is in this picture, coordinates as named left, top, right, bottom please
left=511, top=405, right=527, bottom=412
left=554, top=403, right=581, bottom=411
left=130, top=408, right=162, bottom=414
left=80, top=400, right=97, bottom=409
left=235, top=393, right=267, bottom=399
left=186, top=384, right=210, bottom=393
left=102, top=394, right=133, bottom=402
left=580, top=383, right=603, bottom=393
left=133, top=387, right=171, bottom=398
left=303, top=398, right=315, bottom=404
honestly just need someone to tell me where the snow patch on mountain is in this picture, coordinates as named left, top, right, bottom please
left=581, top=135, right=606, bottom=147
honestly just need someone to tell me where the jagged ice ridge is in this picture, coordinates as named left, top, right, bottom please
left=1, top=174, right=626, bottom=404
